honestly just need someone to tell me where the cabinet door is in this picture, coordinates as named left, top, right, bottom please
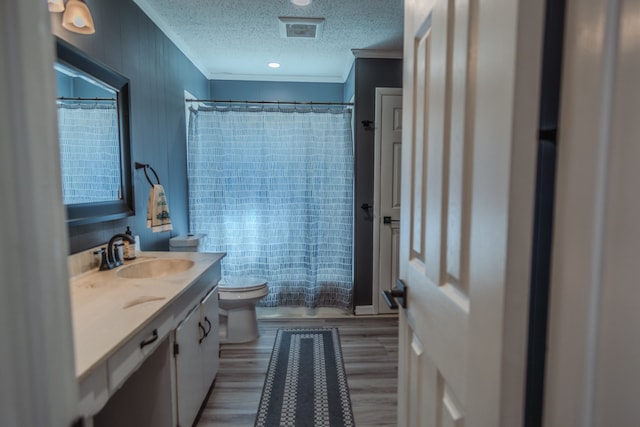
left=174, top=306, right=204, bottom=427
left=200, top=287, right=219, bottom=389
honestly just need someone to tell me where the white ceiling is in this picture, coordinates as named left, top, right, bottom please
left=133, top=0, right=404, bottom=83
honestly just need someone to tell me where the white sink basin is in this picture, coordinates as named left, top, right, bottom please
left=117, top=258, right=195, bottom=279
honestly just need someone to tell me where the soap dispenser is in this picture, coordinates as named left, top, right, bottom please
left=124, top=226, right=137, bottom=260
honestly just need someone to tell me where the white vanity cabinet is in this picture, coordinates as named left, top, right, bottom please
left=70, top=251, right=225, bottom=426
left=174, top=286, right=219, bottom=427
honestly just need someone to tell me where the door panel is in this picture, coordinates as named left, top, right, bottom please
left=410, top=25, right=430, bottom=262
left=422, top=0, right=447, bottom=286
left=201, top=287, right=219, bottom=388
left=174, top=307, right=203, bottom=427
left=446, top=0, right=473, bottom=295
left=399, top=0, right=544, bottom=425
left=440, top=382, right=465, bottom=427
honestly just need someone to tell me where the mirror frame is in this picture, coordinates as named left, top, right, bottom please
left=55, top=38, right=134, bottom=226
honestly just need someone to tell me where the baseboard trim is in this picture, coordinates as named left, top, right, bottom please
left=354, top=305, right=376, bottom=316
left=257, top=307, right=351, bottom=319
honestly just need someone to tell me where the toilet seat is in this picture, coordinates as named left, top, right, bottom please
left=218, top=276, right=267, bottom=292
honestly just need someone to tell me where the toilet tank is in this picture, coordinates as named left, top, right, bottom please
left=169, top=234, right=206, bottom=252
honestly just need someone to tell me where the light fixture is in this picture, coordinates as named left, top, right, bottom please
left=61, top=0, right=95, bottom=34
left=291, top=0, right=312, bottom=6
left=268, top=62, right=281, bottom=69
left=47, top=0, right=65, bottom=12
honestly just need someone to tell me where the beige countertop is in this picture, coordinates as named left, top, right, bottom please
left=69, top=251, right=224, bottom=380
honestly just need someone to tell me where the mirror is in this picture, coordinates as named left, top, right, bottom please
left=55, top=38, right=133, bottom=226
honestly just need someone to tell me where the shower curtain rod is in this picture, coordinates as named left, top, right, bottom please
left=56, top=97, right=116, bottom=101
left=185, top=99, right=353, bottom=106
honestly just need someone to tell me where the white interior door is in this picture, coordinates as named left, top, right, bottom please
left=373, top=87, right=403, bottom=314
left=397, top=0, right=545, bottom=425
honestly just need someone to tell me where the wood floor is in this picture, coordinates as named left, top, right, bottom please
left=196, top=315, right=399, bottom=426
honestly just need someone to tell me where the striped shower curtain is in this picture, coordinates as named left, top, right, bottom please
left=57, top=103, right=121, bottom=205
left=187, top=106, right=353, bottom=309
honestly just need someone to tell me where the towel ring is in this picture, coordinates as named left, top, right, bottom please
left=134, top=162, right=160, bottom=187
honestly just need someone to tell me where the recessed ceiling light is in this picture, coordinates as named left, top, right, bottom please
left=291, top=0, right=312, bottom=6
left=268, top=62, right=281, bottom=68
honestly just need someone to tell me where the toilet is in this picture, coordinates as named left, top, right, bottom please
left=169, top=233, right=206, bottom=252
left=169, top=235, right=268, bottom=343
left=217, top=276, right=269, bottom=344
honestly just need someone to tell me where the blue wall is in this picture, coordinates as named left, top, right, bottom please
left=343, top=62, right=355, bottom=103
left=56, top=74, right=73, bottom=97
left=53, top=0, right=209, bottom=253
left=210, top=80, right=344, bottom=103
left=53, top=0, right=403, bottom=312
left=56, top=74, right=113, bottom=98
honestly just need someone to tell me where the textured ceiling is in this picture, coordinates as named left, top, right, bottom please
left=133, top=0, right=404, bottom=82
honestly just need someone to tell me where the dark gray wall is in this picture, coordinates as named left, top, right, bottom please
left=52, top=0, right=209, bottom=254
left=353, top=58, right=403, bottom=307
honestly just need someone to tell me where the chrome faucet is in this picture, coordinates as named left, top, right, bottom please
left=95, top=233, right=136, bottom=271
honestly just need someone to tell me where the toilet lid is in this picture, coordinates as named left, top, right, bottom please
left=218, top=276, right=267, bottom=292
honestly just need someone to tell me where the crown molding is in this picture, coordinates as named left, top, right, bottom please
left=351, top=49, right=403, bottom=59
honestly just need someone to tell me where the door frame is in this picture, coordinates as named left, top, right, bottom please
left=0, top=0, right=78, bottom=425
left=372, top=87, right=403, bottom=315
left=544, top=0, right=639, bottom=424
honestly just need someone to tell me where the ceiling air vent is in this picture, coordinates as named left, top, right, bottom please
left=278, top=17, right=325, bottom=39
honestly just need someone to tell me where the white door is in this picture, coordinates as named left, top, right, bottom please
left=373, top=87, right=403, bottom=314
left=397, top=0, right=545, bottom=425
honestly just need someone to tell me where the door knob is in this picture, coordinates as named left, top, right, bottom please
left=382, top=279, right=407, bottom=309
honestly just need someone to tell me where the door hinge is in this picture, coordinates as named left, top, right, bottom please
left=173, top=342, right=179, bottom=356
left=383, top=216, right=400, bottom=224
left=538, top=127, right=557, bottom=142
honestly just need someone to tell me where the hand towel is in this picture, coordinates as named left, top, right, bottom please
left=147, top=184, right=173, bottom=232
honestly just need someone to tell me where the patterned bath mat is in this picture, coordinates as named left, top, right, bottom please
left=255, top=328, right=355, bottom=427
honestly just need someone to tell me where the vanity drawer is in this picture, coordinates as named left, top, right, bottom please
left=106, top=312, right=174, bottom=393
